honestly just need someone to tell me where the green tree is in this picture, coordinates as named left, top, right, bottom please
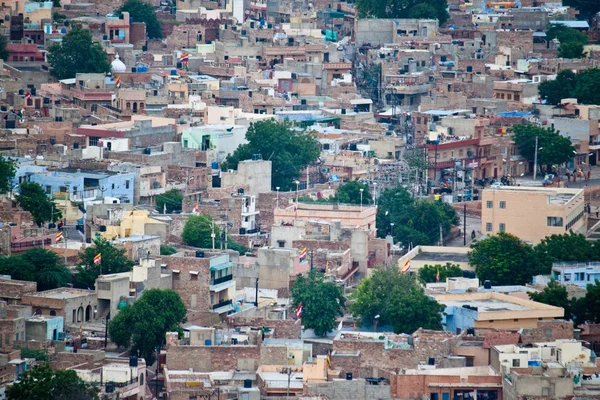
left=0, top=157, right=16, bottom=194
left=160, top=245, right=177, bottom=255
left=561, top=0, right=600, bottom=19
left=182, top=214, right=249, bottom=254
left=0, top=34, right=8, bottom=61
left=572, top=281, right=600, bottom=326
left=291, top=270, right=345, bottom=336
left=350, top=268, right=444, bottom=334
left=47, top=27, right=110, bottom=80
left=6, top=363, right=99, bottom=400
left=156, top=189, right=183, bottom=214
left=16, top=182, right=63, bottom=226
left=572, top=68, right=600, bottom=106
left=221, top=120, right=320, bottom=191
left=74, top=237, right=134, bottom=289
left=0, top=248, right=70, bottom=291
left=418, top=262, right=463, bottom=284
left=534, top=232, right=596, bottom=273
left=546, top=24, right=588, bottom=47
left=538, top=69, right=577, bottom=105
left=469, top=232, right=541, bottom=285
left=512, top=124, right=575, bottom=169
left=109, top=289, right=186, bottom=364
left=333, top=181, right=372, bottom=205
left=558, top=41, right=586, bottom=59
left=118, top=0, right=162, bottom=39
left=529, top=280, right=572, bottom=320
left=355, top=0, right=448, bottom=24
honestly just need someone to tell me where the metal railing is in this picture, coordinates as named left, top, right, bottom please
left=210, top=274, right=233, bottom=286
left=211, top=299, right=232, bottom=310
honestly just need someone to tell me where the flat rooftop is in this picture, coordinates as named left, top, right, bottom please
left=28, top=288, right=95, bottom=299
left=413, top=252, right=469, bottom=263
left=484, top=186, right=582, bottom=205
left=441, top=298, right=533, bottom=312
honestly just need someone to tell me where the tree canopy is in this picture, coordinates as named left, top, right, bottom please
left=376, top=186, right=458, bottom=247
left=6, top=363, right=98, bottom=400
left=529, top=280, right=572, bottom=320
left=16, top=182, right=63, bottom=226
left=356, top=0, right=449, bottom=24
left=562, top=0, right=600, bottom=19
left=156, top=188, right=183, bottom=214
left=469, top=232, right=543, bottom=285
left=47, top=27, right=110, bottom=80
left=182, top=214, right=249, bottom=254
left=109, top=289, right=186, bottom=364
left=573, top=281, right=600, bottom=326
left=221, top=120, right=320, bottom=191
left=547, top=24, right=588, bottom=60
left=418, top=263, right=463, bottom=284
left=333, top=181, right=372, bottom=205
left=118, top=0, right=162, bottom=39
left=291, top=270, right=345, bottom=337
left=0, top=156, right=15, bottom=194
left=558, top=42, right=586, bottom=59
left=74, top=237, right=134, bottom=289
left=512, top=124, right=575, bottom=168
left=538, top=68, right=600, bottom=106
left=350, top=268, right=444, bottom=334
left=0, top=248, right=71, bottom=291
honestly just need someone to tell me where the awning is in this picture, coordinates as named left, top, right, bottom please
left=172, top=269, right=180, bottom=274
left=211, top=304, right=234, bottom=314
left=189, top=271, right=199, bottom=275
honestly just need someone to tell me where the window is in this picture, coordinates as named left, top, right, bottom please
left=125, top=180, right=130, bottom=189
left=459, top=149, right=464, bottom=156
left=50, top=310, right=56, bottom=316
left=72, top=310, right=76, bottom=323
left=45, top=185, right=52, bottom=194
left=499, top=201, right=506, bottom=209
left=277, top=240, right=285, bottom=248
left=89, top=136, right=100, bottom=146
left=431, top=394, right=439, bottom=400
left=499, top=223, right=505, bottom=232
left=547, top=216, right=563, bottom=227
left=112, top=183, right=115, bottom=190
left=512, top=359, right=520, bottom=367
left=486, top=201, right=493, bottom=208
left=465, top=356, right=474, bottom=367
left=486, top=223, right=492, bottom=232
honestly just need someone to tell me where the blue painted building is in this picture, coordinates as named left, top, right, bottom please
left=28, top=169, right=136, bottom=203
left=551, top=262, right=600, bottom=288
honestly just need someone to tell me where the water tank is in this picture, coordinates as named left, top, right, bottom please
left=196, top=250, right=205, bottom=258
left=129, top=355, right=138, bottom=367
left=346, top=372, right=352, bottom=380
left=105, top=383, right=115, bottom=393
left=99, top=225, right=107, bottom=232
left=244, top=379, right=252, bottom=388
left=18, top=89, right=24, bottom=96
left=301, top=99, right=307, bottom=105
left=73, top=142, right=79, bottom=149
left=170, top=69, right=177, bottom=75
left=428, top=357, right=435, bottom=365
left=205, top=339, right=212, bottom=346
left=483, top=280, right=492, bottom=289
left=238, top=188, right=245, bottom=195
left=211, top=161, right=219, bottom=170
left=143, top=148, right=151, bottom=155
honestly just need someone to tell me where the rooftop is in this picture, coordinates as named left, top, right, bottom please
left=27, top=288, right=95, bottom=299
left=484, top=186, right=583, bottom=205
left=413, top=252, right=470, bottom=263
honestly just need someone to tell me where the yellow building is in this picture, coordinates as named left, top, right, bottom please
left=101, top=210, right=167, bottom=240
left=481, top=186, right=586, bottom=244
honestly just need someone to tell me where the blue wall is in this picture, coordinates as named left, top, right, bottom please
left=442, top=305, right=478, bottom=333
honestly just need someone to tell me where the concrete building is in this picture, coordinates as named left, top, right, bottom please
left=181, top=124, right=248, bottom=161
left=25, top=315, right=64, bottom=342
left=434, top=292, right=565, bottom=333
left=20, top=288, right=98, bottom=327
left=220, top=159, right=273, bottom=196
left=355, top=19, right=439, bottom=46
left=551, top=262, right=600, bottom=288
left=397, top=246, right=474, bottom=274
left=481, top=187, right=586, bottom=244
left=77, top=116, right=177, bottom=148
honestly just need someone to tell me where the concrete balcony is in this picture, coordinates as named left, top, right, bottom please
left=209, top=274, right=234, bottom=292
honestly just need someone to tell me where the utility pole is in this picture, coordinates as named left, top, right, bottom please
left=307, top=250, right=314, bottom=271
left=463, top=203, right=467, bottom=246
left=63, top=228, right=68, bottom=265
left=439, top=224, right=443, bottom=246
left=533, top=135, right=539, bottom=180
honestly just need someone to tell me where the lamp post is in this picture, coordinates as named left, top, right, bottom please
left=104, top=311, right=111, bottom=349
left=533, top=136, right=539, bottom=180
left=359, top=188, right=364, bottom=211
left=294, top=180, right=300, bottom=205
left=276, top=186, right=280, bottom=209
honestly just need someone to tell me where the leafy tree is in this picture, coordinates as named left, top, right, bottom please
left=156, top=189, right=182, bottom=214
left=221, top=120, right=320, bottom=191
left=160, top=245, right=177, bottom=255
left=109, top=289, right=186, bottom=364
left=538, top=70, right=577, bottom=105
left=573, top=281, right=600, bottom=326
left=16, top=182, right=63, bottom=226
left=0, top=156, right=15, bottom=194
left=350, top=268, right=444, bottom=334
left=291, top=270, right=345, bottom=336
left=47, top=27, right=110, bottom=80
left=529, top=280, right=572, bottom=320
left=0, top=248, right=70, bottom=291
left=6, top=363, right=99, bottom=400
left=546, top=24, right=588, bottom=47
left=182, top=214, right=249, bottom=254
left=333, top=181, right=372, bottom=205
left=74, top=237, right=134, bottom=289
left=534, top=232, right=596, bottom=273
left=562, top=0, right=600, bottom=19
left=572, top=68, right=600, bottom=106
left=512, top=124, right=575, bottom=169
left=0, top=34, right=8, bottom=61
left=558, top=41, right=586, bottom=59
left=355, top=0, right=449, bottom=24
left=377, top=186, right=459, bottom=247
left=118, top=0, right=162, bottom=39
left=469, top=232, right=541, bottom=285
left=418, top=262, right=463, bottom=284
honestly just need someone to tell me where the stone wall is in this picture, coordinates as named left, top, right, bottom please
left=166, top=344, right=261, bottom=372
left=226, top=316, right=301, bottom=339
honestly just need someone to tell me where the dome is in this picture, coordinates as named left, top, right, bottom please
left=110, top=54, right=127, bottom=73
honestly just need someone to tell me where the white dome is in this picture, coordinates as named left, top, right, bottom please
left=111, top=54, right=127, bottom=73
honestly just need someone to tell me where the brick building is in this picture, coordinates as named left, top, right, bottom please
left=20, top=288, right=98, bottom=328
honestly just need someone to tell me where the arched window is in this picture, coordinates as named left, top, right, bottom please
left=50, top=310, right=56, bottom=316
left=35, top=308, right=42, bottom=315
left=132, top=102, right=138, bottom=112
left=126, top=102, right=131, bottom=110
left=77, top=306, right=84, bottom=322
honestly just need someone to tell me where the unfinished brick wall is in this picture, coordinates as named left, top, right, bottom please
left=166, top=344, right=261, bottom=372
left=520, top=321, right=573, bottom=344
left=160, top=256, right=211, bottom=312
left=226, top=316, right=301, bottom=339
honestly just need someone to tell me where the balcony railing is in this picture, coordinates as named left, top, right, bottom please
left=211, top=298, right=232, bottom=310
left=210, top=274, right=233, bottom=286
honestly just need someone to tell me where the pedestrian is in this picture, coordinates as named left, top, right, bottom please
left=596, top=207, right=599, bottom=218
left=471, top=230, right=476, bottom=240
left=567, top=172, right=571, bottom=182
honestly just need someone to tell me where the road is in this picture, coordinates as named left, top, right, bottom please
left=446, top=215, right=481, bottom=247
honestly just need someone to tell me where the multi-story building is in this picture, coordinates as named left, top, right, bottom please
left=551, top=262, right=600, bottom=288
left=481, top=187, right=586, bottom=244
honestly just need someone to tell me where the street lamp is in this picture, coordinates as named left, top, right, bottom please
left=276, top=186, right=280, bottom=209
left=390, top=222, right=395, bottom=236
left=294, top=180, right=300, bottom=205
left=104, top=311, right=111, bottom=349
left=359, top=188, right=364, bottom=211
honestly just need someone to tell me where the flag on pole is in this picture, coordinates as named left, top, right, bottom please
left=115, top=76, right=121, bottom=88
left=327, top=351, right=332, bottom=368
left=193, top=201, right=199, bottom=214
left=299, top=247, right=307, bottom=261
left=56, top=231, right=63, bottom=241
left=295, top=302, right=303, bottom=318
left=436, top=267, right=440, bottom=283
left=25, top=92, right=31, bottom=101
left=400, top=258, right=411, bottom=274
left=93, top=253, right=102, bottom=265
left=179, top=52, right=189, bottom=63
